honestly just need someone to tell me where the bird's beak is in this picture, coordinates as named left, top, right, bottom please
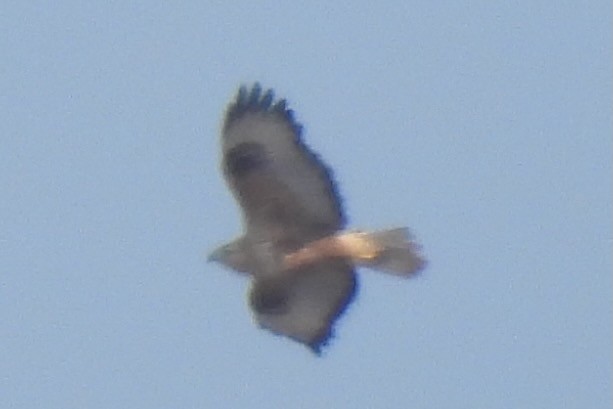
left=207, top=247, right=222, bottom=263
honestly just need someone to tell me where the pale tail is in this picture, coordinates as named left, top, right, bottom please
left=361, top=227, right=426, bottom=276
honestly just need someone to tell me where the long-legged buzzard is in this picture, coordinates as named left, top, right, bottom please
left=209, top=84, right=426, bottom=354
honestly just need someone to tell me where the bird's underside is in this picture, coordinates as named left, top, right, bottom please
left=209, top=83, right=426, bottom=354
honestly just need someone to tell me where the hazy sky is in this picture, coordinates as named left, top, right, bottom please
left=1, top=2, right=610, bottom=408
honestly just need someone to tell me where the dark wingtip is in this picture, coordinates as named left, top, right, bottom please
left=309, top=343, right=324, bottom=356
left=223, top=83, right=301, bottom=135
left=273, top=99, right=287, bottom=113
left=247, top=83, right=261, bottom=106
left=308, top=332, right=333, bottom=357
left=261, top=89, right=274, bottom=108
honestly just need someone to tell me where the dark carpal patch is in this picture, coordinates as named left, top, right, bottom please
left=249, top=280, right=288, bottom=314
left=225, top=142, right=268, bottom=176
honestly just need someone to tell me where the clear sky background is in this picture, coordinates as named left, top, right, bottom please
left=1, top=2, right=610, bottom=408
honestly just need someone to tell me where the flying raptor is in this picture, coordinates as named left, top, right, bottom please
left=208, top=84, right=426, bottom=354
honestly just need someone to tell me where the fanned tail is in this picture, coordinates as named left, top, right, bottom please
left=361, top=227, right=426, bottom=276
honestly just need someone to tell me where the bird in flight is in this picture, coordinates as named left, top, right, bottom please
left=209, top=84, right=426, bottom=354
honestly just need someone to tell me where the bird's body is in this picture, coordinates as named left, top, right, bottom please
left=209, top=84, right=425, bottom=353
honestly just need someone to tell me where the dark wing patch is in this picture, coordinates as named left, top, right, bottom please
left=249, top=259, right=358, bottom=354
left=225, top=142, right=269, bottom=177
left=249, top=277, right=288, bottom=314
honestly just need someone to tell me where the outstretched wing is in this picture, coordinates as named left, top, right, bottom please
left=249, top=260, right=357, bottom=354
left=221, top=84, right=345, bottom=249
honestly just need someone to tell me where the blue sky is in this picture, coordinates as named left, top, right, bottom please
left=1, top=1, right=610, bottom=408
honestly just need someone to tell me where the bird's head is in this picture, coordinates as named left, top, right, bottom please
left=207, top=237, right=251, bottom=274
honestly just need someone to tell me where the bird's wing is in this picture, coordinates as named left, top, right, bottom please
left=249, top=259, right=357, bottom=354
left=221, top=84, right=345, bottom=248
